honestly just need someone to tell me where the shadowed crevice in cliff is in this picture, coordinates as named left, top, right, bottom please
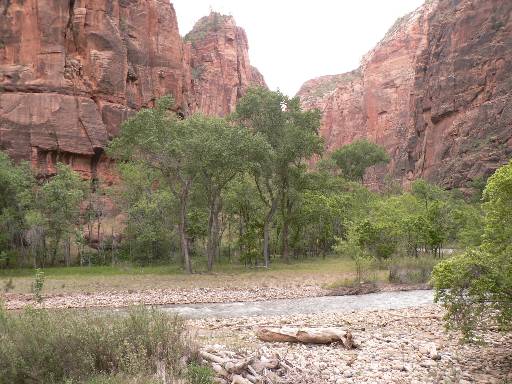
left=65, top=0, right=78, bottom=52
left=1, top=0, right=11, bottom=16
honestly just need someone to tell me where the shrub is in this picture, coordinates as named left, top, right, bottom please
left=31, top=268, right=45, bottom=302
left=334, top=234, right=375, bottom=284
left=433, top=160, right=512, bottom=339
left=0, top=306, right=197, bottom=384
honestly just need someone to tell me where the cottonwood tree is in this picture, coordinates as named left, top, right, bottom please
left=115, top=161, right=177, bottom=264
left=37, top=164, right=86, bottom=266
left=235, top=87, right=323, bottom=267
left=223, top=176, right=265, bottom=265
left=109, top=97, right=198, bottom=273
left=187, top=115, right=268, bottom=271
left=0, top=152, right=34, bottom=266
left=110, top=97, right=267, bottom=272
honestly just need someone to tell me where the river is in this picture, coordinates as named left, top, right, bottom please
left=160, top=289, right=434, bottom=319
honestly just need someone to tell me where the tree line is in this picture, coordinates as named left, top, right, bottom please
left=0, top=88, right=484, bottom=272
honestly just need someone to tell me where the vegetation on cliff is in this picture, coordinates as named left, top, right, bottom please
left=184, top=12, right=231, bottom=43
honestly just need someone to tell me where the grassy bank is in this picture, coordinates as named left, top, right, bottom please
left=0, top=257, right=359, bottom=295
left=0, top=256, right=444, bottom=297
left=0, top=306, right=209, bottom=384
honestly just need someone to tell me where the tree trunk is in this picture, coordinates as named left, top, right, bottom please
left=179, top=194, right=192, bottom=274
left=238, top=214, right=244, bottom=258
left=282, top=215, right=290, bottom=264
left=50, top=232, right=61, bottom=266
left=207, top=194, right=221, bottom=272
left=65, top=236, right=70, bottom=267
left=280, top=182, right=291, bottom=263
left=227, top=219, right=232, bottom=262
left=263, top=199, right=278, bottom=268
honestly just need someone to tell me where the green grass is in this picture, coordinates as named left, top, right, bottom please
left=0, top=256, right=356, bottom=278
left=387, top=256, right=441, bottom=284
left=0, top=256, right=360, bottom=295
left=0, top=264, right=184, bottom=278
left=0, top=256, right=441, bottom=296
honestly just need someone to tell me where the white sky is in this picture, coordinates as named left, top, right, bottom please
left=172, top=1, right=425, bottom=96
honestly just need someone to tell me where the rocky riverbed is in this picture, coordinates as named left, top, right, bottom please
left=191, top=305, right=512, bottom=384
left=3, top=283, right=427, bottom=310
left=4, top=283, right=510, bottom=383
left=4, top=285, right=327, bottom=310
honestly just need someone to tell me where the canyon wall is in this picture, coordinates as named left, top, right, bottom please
left=0, top=1, right=264, bottom=180
left=298, top=0, right=512, bottom=189
left=185, top=13, right=266, bottom=116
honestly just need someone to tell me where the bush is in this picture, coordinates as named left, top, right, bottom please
left=388, top=256, right=439, bottom=284
left=0, top=306, right=197, bottom=384
left=186, top=363, right=214, bottom=384
left=433, top=160, right=512, bottom=339
left=334, top=235, right=375, bottom=284
left=31, top=268, right=45, bottom=302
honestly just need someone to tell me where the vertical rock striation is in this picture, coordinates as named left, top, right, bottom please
left=0, top=3, right=264, bottom=180
left=298, top=0, right=512, bottom=189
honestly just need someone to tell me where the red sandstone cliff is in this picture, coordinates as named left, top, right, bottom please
left=298, top=0, right=512, bottom=189
left=0, top=2, right=264, bottom=180
left=185, top=13, right=267, bottom=116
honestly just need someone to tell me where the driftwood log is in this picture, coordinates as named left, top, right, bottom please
left=200, top=329, right=356, bottom=383
left=256, top=327, right=355, bottom=348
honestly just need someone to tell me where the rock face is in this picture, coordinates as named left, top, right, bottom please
left=0, top=2, right=264, bottom=180
left=185, top=13, right=266, bottom=116
left=298, top=0, right=512, bottom=189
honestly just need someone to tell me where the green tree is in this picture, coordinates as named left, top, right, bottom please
left=223, top=176, right=265, bottom=265
left=37, top=164, right=86, bottom=266
left=330, top=139, right=389, bottom=183
left=109, top=97, right=198, bottom=273
left=432, top=161, right=512, bottom=339
left=110, top=97, right=267, bottom=272
left=235, top=87, right=323, bottom=266
left=116, top=162, right=177, bottom=264
left=187, top=115, right=267, bottom=271
left=0, top=152, right=34, bottom=267
left=334, top=228, right=374, bottom=284
left=411, top=179, right=444, bottom=209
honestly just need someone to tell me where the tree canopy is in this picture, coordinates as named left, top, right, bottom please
left=330, top=139, right=390, bottom=182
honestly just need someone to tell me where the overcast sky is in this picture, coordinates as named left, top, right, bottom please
left=172, top=1, right=424, bottom=96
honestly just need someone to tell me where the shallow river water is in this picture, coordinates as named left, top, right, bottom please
left=160, top=289, right=434, bottom=319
